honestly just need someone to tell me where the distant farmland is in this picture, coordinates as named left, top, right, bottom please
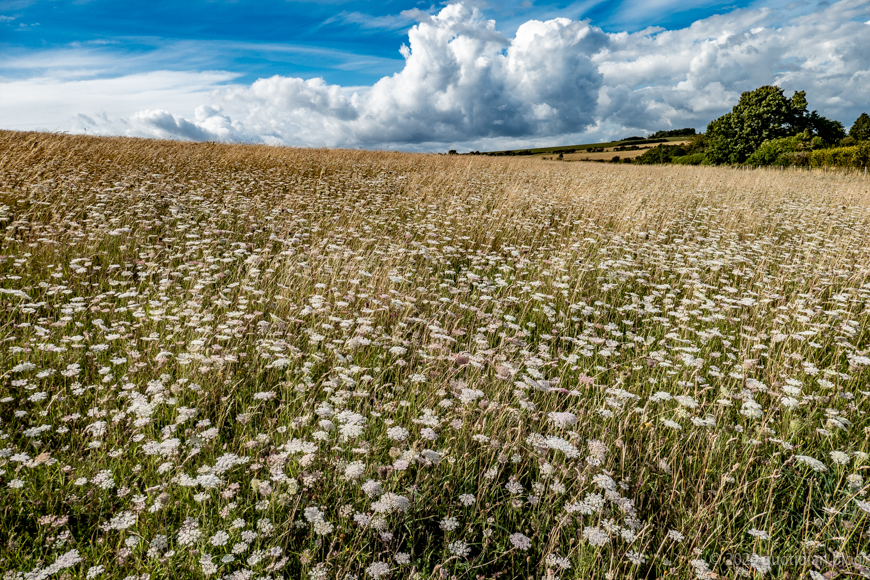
left=466, top=136, right=690, bottom=160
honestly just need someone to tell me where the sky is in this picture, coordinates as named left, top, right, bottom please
left=1, top=0, right=869, bottom=152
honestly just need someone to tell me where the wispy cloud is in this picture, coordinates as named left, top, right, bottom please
left=321, top=10, right=420, bottom=31
left=2, top=0, right=869, bottom=151
left=0, top=70, right=241, bottom=132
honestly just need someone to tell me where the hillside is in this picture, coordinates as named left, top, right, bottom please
left=1, top=131, right=870, bottom=580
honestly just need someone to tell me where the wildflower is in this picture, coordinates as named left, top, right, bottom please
left=505, top=480, right=523, bottom=495
left=448, top=540, right=470, bottom=557
left=830, top=450, right=850, bottom=465
left=459, top=494, right=475, bottom=506
left=690, top=558, right=714, bottom=580
left=365, top=561, right=391, bottom=578
left=749, top=554, right=771, bottom=574
left=795, top=455, right=827, bottom=472
left=440, top=517, right=459, bottom=531
left=509, top=532, right=532, bottom=551
left=545, top=554, right=571, bottom=570
left=544, top=436, right=580, bottom=458
left=177, top=518, right=201, bottom=546
left=547, top=412, right=577, bottom=428
left=362, top=479, right=383, bottom=497
left=200, top=554, right=218, bottom=576
left=344, top=461, right=366, bottom=481
left=105, top=511, right=137, bottom=530
left=386, top=427, right=409, bottom=441
left=740, top=400, right=763, bottom=419
left=582, top=527, right=608, bottom=547
left=420, top=428, right=438, bottom=441
left=371, top=493, right=410, bottom=514
left=210, top=530, right=229, bottom=546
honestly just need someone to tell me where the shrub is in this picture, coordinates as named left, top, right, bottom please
left=671, top=153, right=706, bottom=165
left=744, top=133, right=825, bottom=166
left=634, top=144, right=686, bottom=164
left=808, top=142, right=870, bottom=168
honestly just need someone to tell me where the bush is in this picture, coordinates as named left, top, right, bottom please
left=743, top=132, right=828, bottom=166
left=808, top=142, right=870, bottom=168
left=634, top=144, right=686, bottom=164
left=671, top=153, right=706, bottom=165
left=683, top=134, right=708, bottom=155
left=777, top=151, right=811, bottom=167
left=649, top=128, right=696, bottom=139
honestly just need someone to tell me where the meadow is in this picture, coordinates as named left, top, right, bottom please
left=1, top=131, right=869, bottom=580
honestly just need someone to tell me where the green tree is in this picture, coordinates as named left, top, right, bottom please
left=804, top=112, right=845, bottom=145
left=704, top=85, right=843, bottom=164
left=744, top=132, right=824, bottom=166
left=850, top=113, right=870, bottom=141
left=634, top=144, right=686, bottom=164
left=705, top=86, right=808, bottom=164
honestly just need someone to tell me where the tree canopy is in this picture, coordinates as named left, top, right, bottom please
left=705, top=85, right=844, bottom=164
left=850, top=113, right=870, bottom=141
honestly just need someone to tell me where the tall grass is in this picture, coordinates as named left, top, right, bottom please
left=1, top=130, right=869, bottom=580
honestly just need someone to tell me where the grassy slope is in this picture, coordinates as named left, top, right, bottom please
left=0, top=131, right=869, bottom=580
left=479, top=136, right=688, bottom=155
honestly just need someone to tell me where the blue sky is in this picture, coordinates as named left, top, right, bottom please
left=1, top=0, right=756, bottom=86
left=1, top=0, right=868, bottom=150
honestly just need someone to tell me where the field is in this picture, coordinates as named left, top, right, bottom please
left=539, top=142, right=690, bottom=163
left=1, top=131, right=870, bottom=580
left=480, top=137, right=689, bottom=157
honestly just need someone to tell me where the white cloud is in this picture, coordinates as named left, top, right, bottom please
left=591, top=0, right=870, bottom=135
left=321, top=10, right=421, bottom=31
left=190, top=4, right=607, bottom=148
left=2, top=0, right=869, bottom=150
left=0, top=70, right=241, bottom=133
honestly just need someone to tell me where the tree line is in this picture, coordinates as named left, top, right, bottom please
left=634, top=85, right=870, bottom=168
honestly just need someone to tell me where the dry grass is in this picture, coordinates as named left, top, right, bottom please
left=1, top=130, right=870, bottom=580
left=537, top=141, right=692, bottom=162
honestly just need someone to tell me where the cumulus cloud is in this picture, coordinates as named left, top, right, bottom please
left=0, top=69, right=241, bottom=133
left=5, top=0, right=870, bottom=150
left=593, top=0, right=870, bottom=134
left=201, top=4, right=607, bottom=147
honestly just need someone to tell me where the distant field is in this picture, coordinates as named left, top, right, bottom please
left=480, top=136, right=689, bottom=156
left=1, top=131, right=870, bottom=580
left=540, top=140, right=692, bottom=162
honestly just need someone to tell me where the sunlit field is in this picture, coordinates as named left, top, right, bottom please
left=2, top=131, right=870, bottom=580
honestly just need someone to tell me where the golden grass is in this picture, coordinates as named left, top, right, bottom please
left=1, top=130, right=870, bottom=580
